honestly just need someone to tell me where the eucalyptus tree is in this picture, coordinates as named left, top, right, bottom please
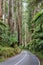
left=2, top=0, right=6, bottom=22
left=0, top=0, right=2, bottom=19
left=8, top=0, right=14, bottom=34
left=17, top=0, right=22, bottom=45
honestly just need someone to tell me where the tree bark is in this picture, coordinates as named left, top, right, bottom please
left=0, top=0, right=2, bottom=19
left=17, top=0, right=22, bottom=45
left=2, top=0, right=6, bottom=22
left=8, top=0, right=14, bottom=34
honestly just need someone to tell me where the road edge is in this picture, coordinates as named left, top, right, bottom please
left=36, top=56, right=40, bottom=65
left=26, top=50, right=41, bottom=65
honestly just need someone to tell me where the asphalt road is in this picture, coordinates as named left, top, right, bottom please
left=0, top=51, right=40, bottom=65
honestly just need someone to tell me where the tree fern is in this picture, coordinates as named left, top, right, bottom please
left=32, top=10, right=43, bottom=22
left=0, top=21, right=6, bottom=27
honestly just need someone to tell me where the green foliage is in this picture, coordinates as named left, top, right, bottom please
left=0, top=21, right=21, bottom=61
left=0, top=47, right=15, bottom=58
left=27, top=10, right=43, bottom=52
left=0, top=46, right=21, bottom=59
left=14, top=45, right=21, bottom=54
left=0, top=21, right=6, bottom=34
left=0, top=26, right=18, bottom=46
left=31, top=10, right=43, bottom=52
left=0, top=21, right=18, bottom=46
left=32, top=10, right=43, bottom=22
left=0, top=21, right=6, bottom=27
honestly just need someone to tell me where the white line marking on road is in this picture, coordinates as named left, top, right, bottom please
left=36, top=57, right=40, bottom=65
left=15, top=53, right=27, bottom=65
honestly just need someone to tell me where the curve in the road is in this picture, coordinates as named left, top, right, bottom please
left=0, top=51, right=40, bottom=65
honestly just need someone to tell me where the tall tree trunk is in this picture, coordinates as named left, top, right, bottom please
left=0, top=0, right=2, bottom=19
left=8, top=0, right=14, bottom=34
left=17, top=0, right=22, bottom=45
left=12, top=0, right=14, bottom=20
left=12, top=0, right=14, bottom=34
left=2, top=0, right=6, bottom=22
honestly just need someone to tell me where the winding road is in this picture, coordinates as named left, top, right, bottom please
left=0, top=51, right=40, bottom=65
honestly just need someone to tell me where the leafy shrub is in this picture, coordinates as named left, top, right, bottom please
left=30, top=11, right=43, bottom=52
left=0, top=25, right=18, bottom=47
left=14, top=45, right=21, bottom=54
left=39, top=41, right=43, bottom=51
left=0, top=47, right=15, bottom=58
left=26, top=39, right=43, bottom=52
left=0, top=46, right=21, bottom=59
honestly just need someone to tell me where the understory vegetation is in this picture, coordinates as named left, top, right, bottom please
left=0, top=46, right=21, bottom=62
left=27, top=11, right=43, bottom=65
left=0, top=21, right=21, bottom=61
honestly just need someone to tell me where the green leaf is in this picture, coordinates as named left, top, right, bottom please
left=32, top=10, right=43, bottom=22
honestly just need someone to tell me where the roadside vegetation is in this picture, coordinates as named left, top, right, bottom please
left=0, top=21, right=21, bottom=62
left=0, top=0, right=43, bottom=65
left=21, top=10, right=43, bottom=65
left=0, top=45, right=21, bottom=62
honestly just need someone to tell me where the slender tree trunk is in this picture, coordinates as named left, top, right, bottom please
left=8, top=0, right=12, bottom=28
left=2, top=0, right=6, bottom=22
left=0, top=0, right=2, bottom=19
left=12, top=0, right=15, bottom=34
left=17, top=0, right=22, bottom=45
left=12, top=0, right=14, bottom=21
